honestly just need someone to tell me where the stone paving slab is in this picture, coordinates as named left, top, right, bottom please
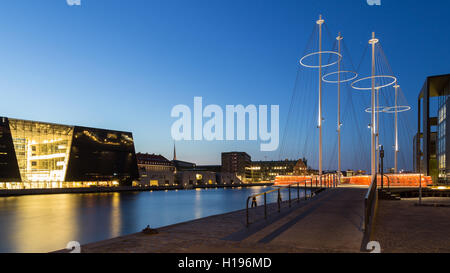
left=372, top=198, right=450, bottom=253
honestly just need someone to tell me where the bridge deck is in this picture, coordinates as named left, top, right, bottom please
left=223, top=188, right=366, bottom=252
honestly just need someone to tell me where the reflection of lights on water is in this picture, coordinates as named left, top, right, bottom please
left=110, top=193, right=122, bottom=238
left=194, top=189, right=202, bottom=218
left=13, top=194, right=77, bottom=252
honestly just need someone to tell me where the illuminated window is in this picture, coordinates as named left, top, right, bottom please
left=9, top=119, right=73, bottom=184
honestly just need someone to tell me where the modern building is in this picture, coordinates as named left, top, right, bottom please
left=416, top=74, right=450, bottom=184
left=221, top=152, right=251, bottom=181
left=246, top=159, right=308, bottom=182
left=0, top=117, right=139, bottom=189
left=136, top=153, right=175, bottom=186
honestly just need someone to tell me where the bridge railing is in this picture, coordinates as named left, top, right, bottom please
left=364, top=174, right=378, bottom=232
left=246, top=174, right=337, bottom=227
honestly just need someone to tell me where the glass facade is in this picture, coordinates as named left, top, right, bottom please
left=416, top=74, right=450, bottom=184
left=8, top=119, right=73, bottom=188
left=0, top=118, right=21, bottom=183
left=0, top=117, right=139, bottom=189
left=437, top=82, right=450, bottom=182
left=65, top=126, right=138, bottom=183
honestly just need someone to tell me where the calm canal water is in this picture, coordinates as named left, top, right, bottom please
left=0, top=186, right=303, bottom=253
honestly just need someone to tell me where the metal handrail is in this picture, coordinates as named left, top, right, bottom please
left=381, top=174, right=390, bottom=190
left=246, top=174, right=334, bottom=226
left=364, top=174, right=378, bottom=232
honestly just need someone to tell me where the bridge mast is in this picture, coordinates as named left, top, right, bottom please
left=317, top=15, right=324, bottom=176
left=394, top=84, right=399, bottom=173
left=376, top=87, right=380, bottom=173
left=369, top=32, right=379, bottom=177
left=337, top=33, right=343, bottom=180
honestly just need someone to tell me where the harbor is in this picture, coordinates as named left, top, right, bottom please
left=0, top=185, right=291, bottom=253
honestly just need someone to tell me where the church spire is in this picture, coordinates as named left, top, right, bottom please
left=173, top=142, right=177, bottom=161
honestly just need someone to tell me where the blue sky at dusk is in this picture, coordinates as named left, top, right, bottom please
left=0, top=0, right=448, bottom=166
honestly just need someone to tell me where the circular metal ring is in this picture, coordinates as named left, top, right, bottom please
left=299, top=51, right=342, bottom=69
left=351, top=75, right=397, bottom=91
left=322, top=71, right=358, bottom=83
left=365, top=106, right=387, bottom=113
left=383, top=106, right=411, bottom=113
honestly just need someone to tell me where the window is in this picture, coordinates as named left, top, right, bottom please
left=439, top=154, right=446, bottom=169
left=9, top=119, right=73, bottom=184
left=439, top=105, right=446, bottom=123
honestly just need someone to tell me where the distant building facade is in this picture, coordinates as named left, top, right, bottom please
left=0, top=117, right=139, bottom=189
left=246, top=159, right=308, bottom=182
left=344, top=169, right=367, bottom=177
left=137, top=153, right=175, bottom=186
left=173, top=160, right=197, bottom=171
left=136, top=152, right=241, bottom=188
left=196, top=165, right=221, bottom=173
left=221, top=152, right=251, bottom=181
left=416, top=74, right=450, bottom=184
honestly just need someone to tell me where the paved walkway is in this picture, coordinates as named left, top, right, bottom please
left=68, top=188, right=367, bottom=253
left=372, top=198, right=450, bottom=253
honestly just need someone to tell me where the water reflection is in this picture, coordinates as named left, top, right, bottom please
left=0, top=186, right=307, bottom=253
left=110, top=193, right=121, bottom=238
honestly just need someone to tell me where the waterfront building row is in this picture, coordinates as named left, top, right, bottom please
left=220, top=151, right=309, bottom=182
left=136, top=153, right=241, bottom=187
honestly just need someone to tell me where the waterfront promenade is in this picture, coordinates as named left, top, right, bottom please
left=372, top=198, right=450, bottom=253
left=68, top=187, right=368, bottom=253
left=0, top=183, right=273, bottom=197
